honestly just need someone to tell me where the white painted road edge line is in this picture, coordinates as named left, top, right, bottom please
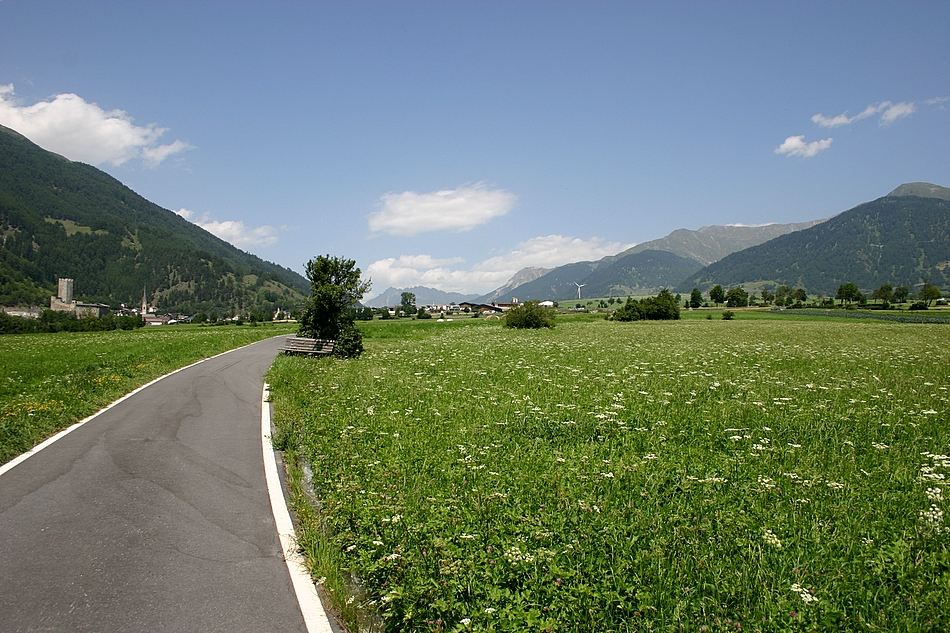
left=0, top=336, right=280, bottom=478
left=261, top=383, right=333, bottom=633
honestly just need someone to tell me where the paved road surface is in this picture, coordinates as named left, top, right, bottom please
left=0, top=336, right=310, bottom=633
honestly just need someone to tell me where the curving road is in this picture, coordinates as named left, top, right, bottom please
left=0, top=336, right=317, bottom=633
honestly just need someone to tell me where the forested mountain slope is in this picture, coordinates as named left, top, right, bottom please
left=0, top=124, right=307, bottom=315
left=679, top=187, right=950, bottom=293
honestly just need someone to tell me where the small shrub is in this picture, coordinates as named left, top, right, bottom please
left=909, top=301, right=928, bottom=311
left=722, top=310, right=735, bottom=320
left=504, top=301, right=555, bottom=329
left=334, top=323, right=365, bottom=357
left=416, top=308, right=432, bottom=319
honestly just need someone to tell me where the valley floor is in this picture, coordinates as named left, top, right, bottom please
left=269, top=316, right=950, bottom=631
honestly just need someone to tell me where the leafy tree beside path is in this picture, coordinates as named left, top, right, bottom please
left=298, top=254, right=370, bottom=357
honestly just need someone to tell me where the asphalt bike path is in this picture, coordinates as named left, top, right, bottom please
left=0, top=336, right=318, bottom=632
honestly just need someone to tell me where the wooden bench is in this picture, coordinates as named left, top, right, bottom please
left=280, top=336, right=336, bottom=356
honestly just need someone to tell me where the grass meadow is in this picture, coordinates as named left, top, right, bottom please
left=269, top=316, right=950, bottom=632
left=0, top=322, right=295, bottom=463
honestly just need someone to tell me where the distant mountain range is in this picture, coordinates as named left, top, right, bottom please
left=482, top=220, right=821, bottom=302
left=617, top=220, right=823, bottom=266
left=474, top=186, right=948, bottom=301
left=477, top=267, right=549, bottom=303
left=486, top=250, right=704, bottom=302
left=364, top=286, right=478, bottom=308
left=679, top=184, right=950, bottom=293
left=0, top=124, right=308, bottom=315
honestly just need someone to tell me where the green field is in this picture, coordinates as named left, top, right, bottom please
left=0, top=323, right=295, bottom=463
left=269, top=317, right=950, bottom=631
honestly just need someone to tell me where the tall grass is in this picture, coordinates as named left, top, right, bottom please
left=270, top=318, right=950, bottom=631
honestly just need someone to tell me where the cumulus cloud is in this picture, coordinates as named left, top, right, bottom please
left=811, top=100, right=917, bottom=128
left=176, top=208, right=278, bottom=249
left=368, top=183, right=515, bottom=236
left=365, top=234, right=632, bottom=295
left=774, top=135, right=833, bottom=158
left=0, top=83, right=191, bottom=166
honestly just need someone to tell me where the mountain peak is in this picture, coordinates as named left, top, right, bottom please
left=887, top=182, right=950, bottom=200
left=364, top=286, right=477, bottom=308
left=476, top=267, right=550, bottom=303
left=616, top=219, right=822, bottom=266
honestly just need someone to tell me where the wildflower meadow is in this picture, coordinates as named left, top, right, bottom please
left=269, top=317, right=950, bottom=632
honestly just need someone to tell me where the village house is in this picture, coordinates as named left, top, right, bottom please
left=458, top=302, right=505, bottom=314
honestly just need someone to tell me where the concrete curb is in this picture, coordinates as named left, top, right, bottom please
left=261, top=383, right=334, bottom=633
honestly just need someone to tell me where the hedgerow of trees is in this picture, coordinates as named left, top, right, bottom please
left=611, top=289, right=680, bottom=321
left=0, top=309, right=143, bottom=334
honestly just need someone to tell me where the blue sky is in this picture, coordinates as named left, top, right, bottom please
left=2, top=1, right=948, bottom=297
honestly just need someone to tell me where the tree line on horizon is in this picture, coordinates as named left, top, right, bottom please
left=687, top=281, right=943, bottom=310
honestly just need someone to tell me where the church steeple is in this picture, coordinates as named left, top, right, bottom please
left=141, top=287, right=148, bottom=315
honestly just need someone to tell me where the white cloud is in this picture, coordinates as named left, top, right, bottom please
left=365, top=234, right=633, bottom=295
left=925, top=96, right=949, bottom=108
left=476, top=235, right=631, bottom=274
left=368, top=183, right=515, bottom=236
left=809, top=112, right=852, bottom=128
left=879, top=101, right=916, bottom=125
left=811, top=100, right=917, bottom=128
left=142, top=140, right=192, bottom=166
left=0, top=83, right=191, bottom=166
left=176, top=208, right=278, bottom=249
left=774, top=135, right=833, bottom=158
left=811, top=104, right=878, bottom=128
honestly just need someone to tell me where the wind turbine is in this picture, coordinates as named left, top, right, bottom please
left=574, top=282, right=586, bottom=300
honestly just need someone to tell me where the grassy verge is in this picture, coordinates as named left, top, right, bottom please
left=270, top=317, right=950, bottom=631
left=0, top=322, right=295, bottom=463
